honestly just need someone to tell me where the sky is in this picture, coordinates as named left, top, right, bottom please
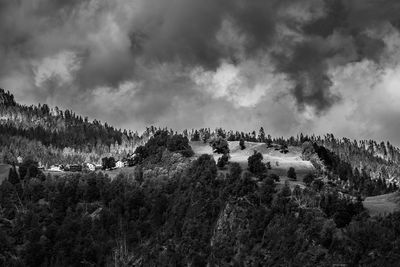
left=1, top=0, right=400, bottom=144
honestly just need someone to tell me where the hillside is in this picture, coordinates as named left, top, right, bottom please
left=363, top=192, right=400, bottom=216
left=1, top=88, right=400, bottom=265
left=0, top=88, right=146, bottom=165
left=191, top=141, right=315, bottom=180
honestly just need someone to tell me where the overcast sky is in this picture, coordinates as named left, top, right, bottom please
left=1, top=0, right=400, bottom=144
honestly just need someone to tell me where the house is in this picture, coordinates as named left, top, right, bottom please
left=86, top=163, right=96, bottom=172
left=38, top=161, right=45, bottom=170
left=116, top=160, right=125, bottom=168
left=17, top=156, right=23, bottom=165
left=49, top=165, right=63, bottom=172
left=66, top=164, right=82, bottom=172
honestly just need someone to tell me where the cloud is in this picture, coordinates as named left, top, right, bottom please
left=1, top=0, right=400, bottom=144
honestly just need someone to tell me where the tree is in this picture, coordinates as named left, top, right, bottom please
left=239, top=139, right=246, bottom=150
left=303, top=173, right=315, bottom=186
left=134, top=166, right=144, bottom=184
left=258, top=127, right=265, bottom=142
left=217, top=154, right=229, bottom=169
left=229, top=162, right=242, bottom=180
left=191, top=130, right=200, bottom=141
left=248, top=151, right=267, bottom=178
left=287, top=167, right=297, bottom=180
left=265, top=161, right=272, bottom=169
left=269, top=173, right=280, bottom=182
left=189, top=154, right=217, bottom=183
left=167, top=134, right=194, bottom=157
left=210, top=137, right=230, bottom=154
left=19, top=158, right=41, bottom=180
left=8, top=165, right=20, bottom=185
left=102, top=157, right=116, bottom=170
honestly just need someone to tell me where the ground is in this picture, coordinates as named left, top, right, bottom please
left=0, top=164, right=11, bottom=184
left=190, top=141, right=315, bottom=183
left=363, top=192, right=400, bottom=216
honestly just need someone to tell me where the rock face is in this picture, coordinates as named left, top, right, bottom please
left=210, top=200, right=255, bottom=265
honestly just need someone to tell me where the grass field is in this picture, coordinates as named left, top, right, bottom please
left=190, top=141, right=315, bottom=182
left=363, top=192, right=400, bottom=217
left=0, top=164, right=11, bottom=184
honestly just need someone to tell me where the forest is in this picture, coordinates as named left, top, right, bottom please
left=1, top=89, right=400, bottom=266
left=0, top=130, right=399, bottom=266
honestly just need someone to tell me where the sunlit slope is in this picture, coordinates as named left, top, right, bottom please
left=190, top=141, right=315, bottom=180
left=363, top=192, right=400, bottom=216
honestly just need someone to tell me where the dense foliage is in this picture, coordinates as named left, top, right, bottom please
left=2, top=88, right=400, bottom=266
left=133, top=130, right=193, bottom=165
left=1, top=150, right=400, bottom=266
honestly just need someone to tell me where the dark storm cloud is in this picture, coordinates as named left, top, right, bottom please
left=1, top=0, right=400, bottom=142
left=131, top=0, right=285, bottom=69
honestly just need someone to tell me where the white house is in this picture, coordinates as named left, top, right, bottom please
left=116, top=160, right=124, bottom=168
left=49, top=165, right=63, bottom=172
left=86, top=163, right=96, bottom=172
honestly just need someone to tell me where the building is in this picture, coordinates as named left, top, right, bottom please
left=86, top=163, right=96, bottom=172
left=49, top=165, right=63, bottom=172
left=17, top=156, right=23, bottom=165
left=116, top=160, right=125, bottom=168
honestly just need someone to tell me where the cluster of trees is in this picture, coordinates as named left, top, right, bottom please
left=313, top=143, right=398, bottom=196
left=2, top=86, right=400, bottom=192
left=0, top=89, right=143, bottom=160
left=1, top=146, right=400, bottom=266
left=133, top=130, right=194, bottom=165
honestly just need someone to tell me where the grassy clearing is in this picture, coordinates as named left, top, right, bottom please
left=363, top=192, right=400, bottom=216
left=191, top=141, right=315, bottom=182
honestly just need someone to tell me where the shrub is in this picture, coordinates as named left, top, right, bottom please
left=287, top=167, right=297, bottom=180
left=269, top=173, right=280, bottom=182
left=229, top=162, right=242, bottom=180
left=209, top=137, right=230, bottom=154
left=239, top=139, right=246, bottom=150
left=134, top=130, right=194, bottom=164
left=217, top=154, right=229, bottom=169
left=248, top=151, right=267, bottom=178
left=303, top=173, right=315, bottom=186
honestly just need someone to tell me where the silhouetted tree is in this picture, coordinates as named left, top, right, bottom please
left=287, top=167, right=297, bottom=180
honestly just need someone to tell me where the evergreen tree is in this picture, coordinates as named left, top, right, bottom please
left=287, top=167, right=297, bottom=180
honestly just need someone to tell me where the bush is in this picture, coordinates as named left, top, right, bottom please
left=102, top=157, right=116, bottom=170
left=167, top=134, right=194, bottom=156
left=269, top=173, right=280, bottom=182
left=134, top=130, right=194, bottom=164
left=239, top=139, right=246, bottom=150
left=19, top=158, right=41, bottom=180
left=303, top=173, right=315, bottom=186
left=209, top=137, right=230, bottom=154
left=189, top=154, right=217, bottom=183
left=229, top=162, right=242, bottom=180
left=287, top=167, right=296, bottom=180
left=248, top=151, right=267, bottom=178
left=217, top=154, right=229, bottom=169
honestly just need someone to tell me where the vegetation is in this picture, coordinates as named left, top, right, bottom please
left=248, top=151, right=267, bottom=179
left=2, top=88, right=400, bottom=265
left=1, top=146, right=399, bottom=266
left=287, top=167, right=297, bottom=180
left=209, top=136, right=230, bottom=154
left=217, top=154, right=229, bottom=169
